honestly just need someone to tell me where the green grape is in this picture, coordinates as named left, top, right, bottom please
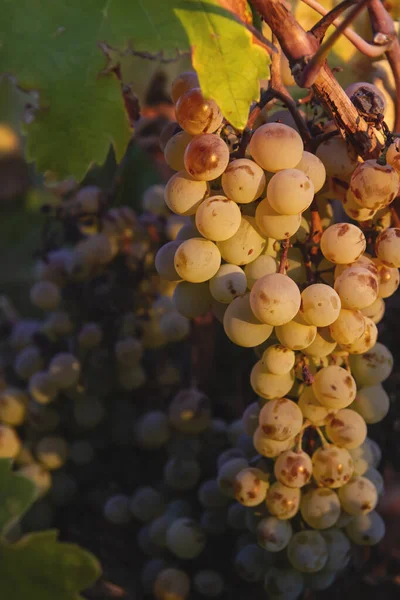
left=166, top=214, right=189, bottom=240
left=173, top=281, right=212, bottom=317
left=274, top=449, right=312, bottom=488
left=326, top=409, right=367, bottom=449
left=298, top=386, right=335, bottom=426
left=249, top=123, right=304, bottom=172
left=217, top=215, right=267, bottom=265
left=196, top=196, right=241, bottom=241
left=18, top=463, right=51, bottom=498
left=234, top=543, right=271, bottom=582
left=346, top=510, right=385, bottom=545
left=364, top=467, right=384, bottom=496
left=209, top=264, right=247, bottom=303
left=142, top=184, right=168, bottom=216
left=341, top=316, right=378, bottom=354
left=350, top=160, right=399, bottom=210
left=343, top=188, right=376, bottom=222
left=115, top=337, right=143, bottom=366
left=166, top=517, right=206, bottom=559
left=295, top=151, right=326, bottom=192
left=164, top=130, right=193, bottom=171
left=134, top=411, right=170, bottom=449
left=168, top=388, right=211, bottom=434
left=250, top=361, right=295, bottom=400
left=374, top=260, right=399, bottom=299
left=257, top=516, right=292, bottom=552
left=333, top=255, right=378, bottom=280
left=130, top=487, right=165, bottom=523
left=267, top=168, right=314, bottom=215
left=223, top=294, right=273, bottom=348
left=0, top=387, right=27, bottom=425
left=339, top=476, right=378, bottom=516
left=349, top=438, right=375, bottom=475
left=176, top=221, right=202, bottom=241
left=316, top=136, right=359, bottom=178
left=275, top=314, right=317, bottom=350
left=349, top=342, right=393, bottom=386
left=312, top=366, right=356, bottom=409
left=221, top=158, right=266, bottom=204
left=361, top=297, right=385, bottom=324
left=329, top=309, right=365, bottom=345
left=261, top=344, right=295, bottom=375
left=198, top=479, right=230, bottom=509
left=255, top=197, right=302, bottom=240
left=164, top=170, right=208, bottom=216
left=103, top=494, right=131, bottom=525
left=78, top=322, right=103, bottom=348
left=259, top=398, right=303, bottom=441
left=286, top=247, right=308, bottom=284
left=321, top=223, right=366, bottom=265
left=154, top=568, right=191, bottom=600
left=264, top=567, right=304, bottom=600
left=164, top=457, right=201, bottom=491
left=250, top=273, right=301, bottom=326
left=300, top=283, right=341, bottom=327
left=321, top=528, right=351, bottom=570
left=14, top=346, right=43, bottom=380
left=48, top=353, right=80, bottom=389
left=174, top=238, right=221, bottom=283
left=184, top=134, right=229, bottom=181
left=266, top=481, right=300, bottom=519
left=234, top=467, right=269, bottom=507
left=36, top=436, right=68, bottom=470
left=159, top=311, right=190, bottom=342
left=193, top=570, right=224, bottom=598
left=29, top=281, right=61, bottom=311
left=217, top=457, right=249, bottom=498
left=242, top=402, right=260, bottom=436
left=334, top=266, right=379, bottom=310
left=312, top=445, right=354, bottom=488
left=302, top=327, right=337, bottom=358
left=155, top=240, right=182, bottom=281
left=171, top=71, right=199, bottom=103
left=176, top=88, right=222, bottom=135
left=287, top=530, right=328, bottom=572
left=0, top=424, right=21, bottom=458
left=351, top=384, right=390, bottom=424
left=300, top=487, right=341, bottom=529
left=376, top=227, right=400, bottom=268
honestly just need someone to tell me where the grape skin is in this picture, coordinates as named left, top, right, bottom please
left=343, top=188, right=376, bottom=222
left=256, top=198, right=302, bottom=240
left=193, top=570, right=224, bottom=598
left=350, top=160, right=399, bottom=210
left=316, top=137, right=359, bottom=178
left=234, top=467, right=269, bottom=507
left=320, top=223, right=366, bottom=265
left=349, top=342, right=393, bottom=386
left=266, top=481, right=301, bottom=519
left=274, top=450, right=312, bottom=488
left=338, top=476, right=378, bottom=516
left=176, top=88, right=223, bottom=135
left=351, top=384, right=390, bottom=424
left=173, top=281, right=212, bottom=318
left=325, top=409, right=367, bottom=449
left=244, top=255, right=278, bottom=289
left=250, top=273, right=301, bottom=326
left=171, top=71, right=199, bottom=103
left=174, top=238, right=221, bottom=283
left=155, top=240, right=182, bottom=281
left=341, top=316, right=378, bottom=354
left=0, top=424, right=21, bottom=459
left=300, top=487, right=341, bottom=529
left=275, top=314, right=317, bottom=350
left=250, top=361, right=295, bottom=400
left=287, top=530, right=328, bottom=573
left=302, top=327, right=337, bottom=357
left=164, top=170, right=208, bottom=216
left=166, top=517, right=206, bottom=559
left=264, top=567, right=304, bottom=600
left=259, top=398, right=303, bottom=441
left=195, top=196, right=241, bottom=241
left=345, top=510, right=385, bottom=546
left=249, top=123, right=304, bottom=172
left=221, top=158, right=266, bottom=204
left=361, top=297, right=385, bottom=324
left=253, top=427, right=295, bottom=458
left=223, top=294, right=273, bottom=347
left=257, top=517, right=293, bottom=552
left=267, top=169, right=314, bottom=215
left=334, top=266, right=379, bottom=310
left=154, top=568, right=191, bottom=600
left=329, top=309, right=365, bottom=345
left=299, top=283, right=341, bottom=327
left=298, top=386, right=335, bottom=426
left=375, top=227, right=400, bottom=268
left=312, top=366, right=357, bottom=409
left=295, top=151, right=326, bottom=192
left=312, top=445, right=354, bottom=488
left=0, top=387, right=27, bottom=425
left=184, top=134, right=229, bottom=181
left=217, top=216, right=267, bottom=265
left=261, top=344, right=295, bottom=375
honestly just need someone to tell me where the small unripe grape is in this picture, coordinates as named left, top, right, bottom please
left=261, top=344, right=295, bottom=375
left=250, top=361, right=295, bottom=401
left=155, top=240, right=182, bottom=281
left=168, top=388, right=211, bottom=434
left=30, top=281, right=61, bottom=311
left=312, top=445, right=354, bottom=488
left=166, top=517, right=206, bottom=559
left=234, top=544, right=270, bottom=582
left=321, top=528, right=351, bottom=571
left=184, top=134, right=229, bottom=181
left=364, top=467, right=384, bottom=496
left=48, top=353, right=80, bottom=389
left=159, top=312, right=190, bottom=342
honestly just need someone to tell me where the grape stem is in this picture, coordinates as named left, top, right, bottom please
left=309, top=198, right=323, bottom=257
left=296, top=419, right=311, bottom=451
left=279, top=238, right=290, bottom=274
left=316, top=426, right=329, bottom=447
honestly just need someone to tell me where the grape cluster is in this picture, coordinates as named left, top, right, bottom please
left=148, top=71, right=399, bottom=598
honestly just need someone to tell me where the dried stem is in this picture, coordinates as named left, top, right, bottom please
left=279, top=238, right=290, bottom=274
left=302, top=0, right=374, bottom=88
left=309, top=198, right=323, bottom=256
left=302, top=0, right=393, bottom=57
left=316, top=426, right=329, bottom=447
left=367, top=0, right=400, bottom=132
left=251, top=0, right=382, bottom=159
left=310, top=0, right=355, bottom=41
left=391, top=205, right=400, bottom=229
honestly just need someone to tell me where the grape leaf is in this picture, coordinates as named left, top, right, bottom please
left=0, top=530, right=101, bottom=600
left=0, top=459, right=37, bottom=534
left=175, top=0, right=270, bottom=129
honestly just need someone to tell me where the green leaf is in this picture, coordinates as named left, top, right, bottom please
left=0, top=459, right=37, bottom=534
left=174, top=0, right=270, bottom=129
left=0, top=530, right=101, bottom=600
